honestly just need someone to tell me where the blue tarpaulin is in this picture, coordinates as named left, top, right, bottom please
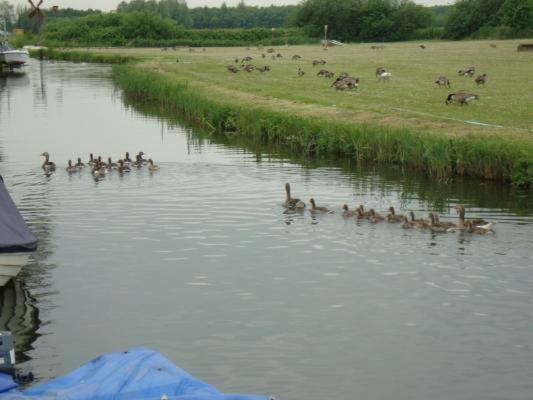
left=0, top=176, right=37, bottom=253
left=0, top=347, right=269, bottom=400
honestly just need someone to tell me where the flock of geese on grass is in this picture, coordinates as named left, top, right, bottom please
left=226, top=48, right=489, bottom=105
left=283, top=183, right=495, bottom=235
left=40, top=151, right=160, bottom=177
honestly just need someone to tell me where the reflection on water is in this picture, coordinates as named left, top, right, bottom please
left=0, top=61, right=532, bottom=400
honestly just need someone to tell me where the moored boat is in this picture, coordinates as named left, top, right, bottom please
left=0, top=21, right=29, bottom=69
left=0, top=176, right=37, bottom=286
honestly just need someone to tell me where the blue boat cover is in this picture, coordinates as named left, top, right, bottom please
left=0, top=176, right=37, bottom=253
left=0, top=347, right=269, bottom=400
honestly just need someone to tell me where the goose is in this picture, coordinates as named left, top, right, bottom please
left=377, top=71, right=392, bottom=81
left=40, top=152, right=56, bottom=172
left=452, top=204, right=487, bottom=227
left=309, top=198, right=332, bottom=214
left=88, top=153, right=96, bottom=167
left=117, top=159, right=131, bottom=173
left=386, top=206, right=403, bottom=223
left=375, top=67, right=386, bottom=77
left=132, top=154, right=143, bottom=168
left=148, top=159, right=160, bottom=171
left=419, top=44, right=426, bottom=49
left=445, top=92, right=479, bottom=105
left=227, top=65, right=239, bottom=73
left=75, top=157, right=85, bottom=169
left=435, top=76, right=451, bottom=88
left=261, top=53, right=266, bottom=59
left=466, top=220, right=494, bottom=234
left=342, top=204, right=358, bottom=218
left=124, top=152, right=132, bottom=164
left=369, top=209, right=384, bottom=223
left=283, top=183, right=305, bottom=209
left=137, top=152, right=149, bottom=165
left=409, top=211, right=429, bottom=229
left=357, top=205, right=373, bottom=218
left=92, top=164, right=106, bottom=178
left=475, top=74, right=487, bottom=86
left=66, top=160, right=78, bottom=173
left=401, top=215, right=415, bottom=229
left=292, top=54, right=301, bottom=60
left=432, top=213, right=456, bottom=229
left=107, top=157, right=118, bottom=170
left=428, top=213, right=448, bottom=233
left=298, top=68, right=305, bottom=77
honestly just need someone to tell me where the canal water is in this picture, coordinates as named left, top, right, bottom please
left=1, top=60, right=532, bottom=400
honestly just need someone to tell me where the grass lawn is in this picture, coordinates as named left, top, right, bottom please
left=87, top=39, right=533, bottom=143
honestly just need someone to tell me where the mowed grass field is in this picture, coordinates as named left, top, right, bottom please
left=89, top=40, right=533, bottom=143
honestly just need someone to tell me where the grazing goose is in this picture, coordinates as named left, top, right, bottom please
left=453, top=204, right=487, bottom=227
left=292, top=54, right=302, bottom=60
left=386, top=206, right=403, bottom=223
left=435, top=76, right=451, bottom=88
left=227, top=65, right=239, bottom=73
left=41, top=152, right=56, bottom=172
left=419, top=44, right=426, bottom=49
left=75, top=157, right=85, bottom=169
left=445, top=91, right=479, bottom=105
left=117, top=160, right=131, bottom=173
left=283, top=183, right=305, bottom=209
left=369, top=209, right=384, bottom=223
left=475, top=74, right=487, bottom=86
left=148, top=159, right=160, bottom=171
left=66, top=160, right=78, bottom=173
left=298, top=67, right=305, bottom=77
left=377, top=71, right=392, bottom=81
left=342, top=204, right=358, bottom=218
left=375, top=67, right=386, bottom=77
left=309, top=198, right=332, bottom=214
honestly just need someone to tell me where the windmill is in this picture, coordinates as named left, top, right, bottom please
left=27, top=0, right=44, bottom=21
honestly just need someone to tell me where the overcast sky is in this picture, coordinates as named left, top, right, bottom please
left=10, top=0, right=452, bottom=10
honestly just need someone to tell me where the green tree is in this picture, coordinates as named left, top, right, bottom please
left=499, top=0, right=533, bottom=30
left=0, top=0, right=15, bottom=31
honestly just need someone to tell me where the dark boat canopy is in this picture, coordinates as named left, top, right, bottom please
left=0, top=176, right=37, bottom=253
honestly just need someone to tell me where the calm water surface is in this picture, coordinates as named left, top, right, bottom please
left=1, top=61, right=532, bottom=400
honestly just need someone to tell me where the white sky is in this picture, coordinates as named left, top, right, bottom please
left=10, top=0, right=452, bottom=11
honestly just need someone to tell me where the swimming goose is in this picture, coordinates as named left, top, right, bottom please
left=87, top=153, right=96, bottom=167
left=428, top=213, right=448, bottom=233
left=41, top=152, right=56, bottom=171
left=107, top=157, right=118, bottom=170
left=132, top=155, right=143, bottom=168
left=401, top=215, right=415, bottom=229
left=466, top=220, right=494, bottom=234
left=124, top=152, right=132, bottom=164
left=432, top=213, right=456, bottom=229
left=92, top=164, right=107, bottom=178
left=66, top=160, right=78, bottom=173
left=342, top=204, right=358, bottom=218
left=357, top=205, right=373, bottom=218
left=453, top=204, right=487, bottom=227
left=117, top=159, right=131, bottom=173
left=75, top=157, right=85, bottom=169
left=386, top=206, right=403, bottom=223
left=148, top=159, right=160, bottom=171
left=309, top=198, right=332, bottom=214
left=283, top=183, right=305, bottom=209
left=138, top=151, right=149, bottom=165
left=409, top=211, right=429, bottom=229
left=369, top=209, right=384, bottom=223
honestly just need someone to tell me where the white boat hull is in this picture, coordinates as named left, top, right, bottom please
left=0, top=49, right=30, bottom=67
left=0, top=253, right=30, bottom=286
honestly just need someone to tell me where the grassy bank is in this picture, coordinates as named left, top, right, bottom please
left=33, top=43, right=533, bottom=188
